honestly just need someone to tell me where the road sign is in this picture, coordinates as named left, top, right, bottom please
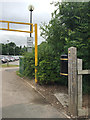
left=27, top=47, right=32, bottom=52
left=27, top=37, right=33, bottom=52
left=27, top=42, right=33, bottom=47
left=27, top=37, right=33, bottom=42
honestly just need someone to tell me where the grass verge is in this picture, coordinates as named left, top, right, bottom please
left=2, top=64, right=19, bottom=68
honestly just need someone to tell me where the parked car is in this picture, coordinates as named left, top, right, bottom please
left=5, top=56, right=10, bottom=62
left=10, top=56, right=15, bottom=62
left=15, top=56, right=19, bottom=61
left=1, top=56, right=7, bottom=63
left=12, top=56, right=19, bottom=61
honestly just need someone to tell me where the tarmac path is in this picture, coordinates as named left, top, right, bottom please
left=2, top=67, right=67, bottom=118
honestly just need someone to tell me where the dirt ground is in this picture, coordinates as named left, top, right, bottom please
left=22, top=77, right=89, bottom=117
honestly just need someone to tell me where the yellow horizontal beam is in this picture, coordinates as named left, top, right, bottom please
left=0, top=28, right=32, bottom=33
left=0, top=20, right=32, bottom=25
left=0, top=20, right=33, bottom=33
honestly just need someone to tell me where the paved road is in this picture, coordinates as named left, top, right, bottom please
left=2, top=67, right=67, bottom=118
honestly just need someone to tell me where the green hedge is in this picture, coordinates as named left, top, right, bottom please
left=22, top=42, right=89, bottom=94
left=22, top=43, right=67, bottom=86
left=23, top=52, right=35, bottom=79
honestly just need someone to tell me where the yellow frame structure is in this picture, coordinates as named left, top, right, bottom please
left=0, top=20, right=38, bottom=83
left=0, top=20, right=33, bottom=33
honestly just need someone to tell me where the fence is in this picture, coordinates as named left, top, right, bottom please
left=68, top=47, right=90, bottom=117
left=19, top=57, right=24, bottom=75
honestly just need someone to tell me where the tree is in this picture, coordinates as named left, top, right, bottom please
left=22, top=2, right=89, bottom=87
left=2, top=44, right=7, bottom=55
left=40, top=2, right=90, bottom=68
left=39, top=2, right=90, bottom=91
left=1, top=42, right=27, bottom=55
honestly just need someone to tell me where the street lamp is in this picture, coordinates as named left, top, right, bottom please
left=28, top=5, right=34, bottom=37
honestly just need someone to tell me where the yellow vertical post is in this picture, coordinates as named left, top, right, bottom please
left=8, top=22, right=9, bottom=30
left=35, top=24, right=38, bottom=83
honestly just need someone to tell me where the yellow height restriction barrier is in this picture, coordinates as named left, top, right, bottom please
left=0, top=20, right=38, bottom=83
left=0, top=20, right=33, bottom=33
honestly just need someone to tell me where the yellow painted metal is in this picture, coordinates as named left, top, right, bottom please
left=8, top=22, right=9, bottom=30
left=0, top=20, right=33, bottom=33
left=35, top=24, right=38, bottom=83
left=60, top=58, right=68, bottom=60
left=60, top=73, right=68, bottom=76
left=0, top=20, right=38, bottom=83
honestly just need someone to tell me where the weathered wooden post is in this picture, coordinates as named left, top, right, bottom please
left=77, top=59, right=82, bottom=115
left=68, top=47, right=90, bottom=117
left=68, top=47, right=78, bottom=116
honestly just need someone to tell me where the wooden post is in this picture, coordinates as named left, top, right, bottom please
left=88, top=95, right=90, bottom=117
left=68, top=47, right=78, bottom=116
left=77, top=59, right=82, bottom=114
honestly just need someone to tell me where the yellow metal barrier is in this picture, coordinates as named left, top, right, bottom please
left=0, top=20, right=38, bottom=83
left=0, top=20, right=33, bottom=33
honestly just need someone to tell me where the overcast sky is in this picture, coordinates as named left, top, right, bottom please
left=0, top=0, right=60, bottom=47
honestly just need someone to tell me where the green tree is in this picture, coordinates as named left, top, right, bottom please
left=1, top=42, right=27, bottom=55
left=22, top=2, right=89, bottom=88
left=40, top=2, right=90, bottom=68
left=2, top=44, right=7, bottom=55
left=40, top=2, right=90, bottom=91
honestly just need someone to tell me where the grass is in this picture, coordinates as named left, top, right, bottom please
left=2, top=64, right=19, bottom=68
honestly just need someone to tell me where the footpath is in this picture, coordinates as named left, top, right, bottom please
left=2, top=67, right=69, bottom=118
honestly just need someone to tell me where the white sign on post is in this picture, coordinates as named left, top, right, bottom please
left=27, top=47, right=32, bottom=53
left=27, top=37, right=33, bottom=52
left=27, top=42, right=33, bottom=47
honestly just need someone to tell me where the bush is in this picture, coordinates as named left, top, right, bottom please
left=37, top=59, right=59, bottom=84
left=22, top=42, right=68, bottom=86
left=23, top=52, right=35, bottom=79
left=37, top=43, right=68, bottom=85
left=37, top=58, right=68, bottom=85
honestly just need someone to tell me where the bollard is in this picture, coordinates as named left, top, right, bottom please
left=60, top=54, right=68, bottom=76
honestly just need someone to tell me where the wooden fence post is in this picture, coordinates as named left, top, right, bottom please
left=68, top=47, right=78, bottom=116
left=77, top=59, right=82, bottom=115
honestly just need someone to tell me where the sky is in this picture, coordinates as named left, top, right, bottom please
left=0, top=0, right=60, bottom=47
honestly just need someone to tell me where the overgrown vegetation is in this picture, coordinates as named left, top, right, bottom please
left=22, top=2, right=89, bottom=93
left=23, top=52, right=35, bottom=79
